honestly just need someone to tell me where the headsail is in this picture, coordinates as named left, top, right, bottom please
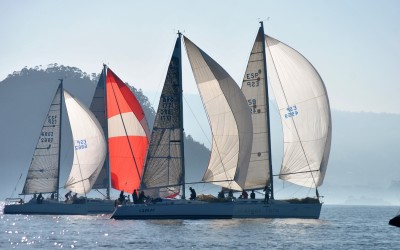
left=89, top=68, right=110, bottom=191
left=22, top=84, right=62, bottom=195
left=106, top=68, right=150, bottom=193
left=241, top=27, right=272, bottom=190
left=64, top=90, right=106, bottom=194
left=141, top=36, right=184, bottom=198
left=184, top=36, right=253, bottom=191
left=265, top=35, right=332, bottom=188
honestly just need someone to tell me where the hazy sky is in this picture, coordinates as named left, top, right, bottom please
left=1, top=0, right=399, bottom=114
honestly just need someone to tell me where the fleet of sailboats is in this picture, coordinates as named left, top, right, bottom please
left=3, top=23, right=332, bottom=220
left=112, top=23, right=331, bottom=219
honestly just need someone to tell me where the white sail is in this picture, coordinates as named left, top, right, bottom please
left=22, top=85, right=62, bottom=195
left=241, top=29, right=271, bottom=190
left=64, top=91, right=106, bottom=194
left=184, top=36, right=253, bottom=191
left=265, top=35, right=332, bottom=188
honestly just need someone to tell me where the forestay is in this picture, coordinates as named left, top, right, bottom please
left=64, top=90, right=106, bottom=194
left=22, top=84, right=62, bottom=195
left=184, top=36, right=253, bottom=191
left=265, top=35, right=332, bottom=188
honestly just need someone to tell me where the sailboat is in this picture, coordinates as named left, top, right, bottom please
left=4, top=80, right=110, bottom=215
left=111, top=33, right=253, bottom=219
left=88, top=66, right=150, bottom=200
left=231, top=22, right=331, bottom=218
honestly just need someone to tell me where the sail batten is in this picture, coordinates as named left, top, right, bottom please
left=184, top=36, right=253, bottom=191
left=22, top=85, right=62, bottom=195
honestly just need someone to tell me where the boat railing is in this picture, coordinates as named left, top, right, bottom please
left=5, top=198, right=24, bottom=205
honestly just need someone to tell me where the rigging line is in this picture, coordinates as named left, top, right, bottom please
left=139, top=179, right=236, bottom=191
left=109, top=76, right=142, bottom=182
left=10, top=173, right=23, bottom=198
left=182, top=94, right=212, bottom=146
left=65, top=176, right=93, bottom=188
left=151, top=37, right=178, bottom=110
left=273, top=169, right=319, bottom=176
left=265, top=37, right=318, bottom=189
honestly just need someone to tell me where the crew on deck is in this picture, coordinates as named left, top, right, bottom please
left=189, top=187, right=196, bottom=200
left=250, top=190, right=256, bottom=199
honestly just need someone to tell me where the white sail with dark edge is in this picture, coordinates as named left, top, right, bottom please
left=141, top=36, right=184, bottom=198
left=22, top=84, right=62, bottom=195
left=241, top=29, right=271, bottom=190
left=265, top=35, right=332, bottom=188
left=184, top=36, right=253, bottom=191
left=64, top=90, right=106, bottom=194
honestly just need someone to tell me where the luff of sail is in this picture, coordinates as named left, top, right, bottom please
left=184, top=36, right=253, bottom=191
left=89, top=69, right=110, bottom=190
left=141, top=36, right=184, bottom=198
left=265, top=35, right=332, bottom=188
left=106, top=68, right=150, bottom=193
left=241, top=28, right=271, bottom=190
left=22, top=84, right=62, bottom=195
left=64, top=90, right=106, bottom=194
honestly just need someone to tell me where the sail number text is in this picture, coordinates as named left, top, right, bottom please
left=285, top=105, right=299, bottom=118
left=75, top=140, right=87, bottom=150
left=160, top=96, right=176, bottom=121
left=245, top=71, right=261, bottom=87
left=41, top=131, right=54, bottom=143
left=47, top=115, right=57, bottom=125
left=247, top=99, right=261, bottom=114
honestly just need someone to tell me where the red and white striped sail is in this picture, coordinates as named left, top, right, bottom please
left=106, top=68, right=150, bottom=193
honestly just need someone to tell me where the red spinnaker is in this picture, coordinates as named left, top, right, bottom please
left=106, top=68, right=149, bottom=193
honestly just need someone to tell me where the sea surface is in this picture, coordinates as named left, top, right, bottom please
left=0, top=203, right=399, bottom=249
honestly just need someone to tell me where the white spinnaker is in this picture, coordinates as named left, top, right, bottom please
left=241, top=29, right=271, bottom=190
left=64, top=91, right=106, bottom=194
left=184, top=36, right=253, bottom=191
left=265, top=35, right=332, bottom=188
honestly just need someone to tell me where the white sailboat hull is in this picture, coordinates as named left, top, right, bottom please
left=4, top=199, right=115, bottom=215
left=233, top=199, right=321, bottom=219
left=111, top=200, right=234, bottom=220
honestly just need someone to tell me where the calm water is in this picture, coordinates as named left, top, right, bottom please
left=0, top=203, right=399, bottom=249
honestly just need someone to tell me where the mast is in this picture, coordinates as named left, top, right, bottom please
left=103, top=64, right=110, bottom=199
left=56, top=79, right=63, bottom=201
left=260, top=21, right=274, bottom=200
left=177, top=31, right=185, bottom=199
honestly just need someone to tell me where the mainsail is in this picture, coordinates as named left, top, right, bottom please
left=89, top=69, right=110, bottom=191
left=141, top=36, right=184, bottom=198
left=265, top=35, right=332, bottom=188
left=64, top=90, right=106, bottom=194
left=241, top=27, right=272, bottom=190
left=106, top=68, right=150, bottom=193
left=184, top=36, right=253, bottom=191
left=22, top=84, right=62, bottom=195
